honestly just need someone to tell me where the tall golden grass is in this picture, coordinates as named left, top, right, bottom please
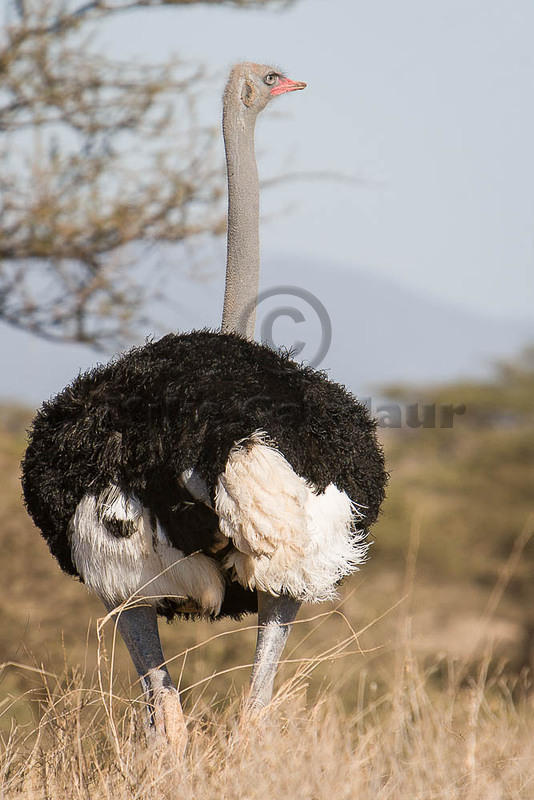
left=3, top=523, right=534, bottom=800
left=2, top=605, right=533, bottom=800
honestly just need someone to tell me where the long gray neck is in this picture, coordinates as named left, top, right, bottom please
left=221, top=93, right=259, bottom=340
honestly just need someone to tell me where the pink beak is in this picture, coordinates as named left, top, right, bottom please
left=270, top=77, right=307, bottom=96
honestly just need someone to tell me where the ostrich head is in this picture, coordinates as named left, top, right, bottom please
left=224, top=62, right=306, bottom=116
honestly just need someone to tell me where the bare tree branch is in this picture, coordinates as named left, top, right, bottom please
left=0, top=0, right=291, bottom=347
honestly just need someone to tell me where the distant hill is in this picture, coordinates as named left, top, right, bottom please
left=260, top=255, right=533, bottom=394
left=1, top=252, right=532, bottom=405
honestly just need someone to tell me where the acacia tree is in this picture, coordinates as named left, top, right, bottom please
left=0, top=0, right=290, bottom=347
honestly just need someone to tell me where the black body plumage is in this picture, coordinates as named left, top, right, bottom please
left=21, top=330, right=387, bottom=619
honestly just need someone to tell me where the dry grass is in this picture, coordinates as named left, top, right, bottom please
left=2, top=610, right=534, bottom=800
left=2, top=377, right=534, bottom=799
left=3, top=523, right=534, bottom=799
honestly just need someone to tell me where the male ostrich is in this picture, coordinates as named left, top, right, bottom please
left=22, top=63, right=387, bottom=743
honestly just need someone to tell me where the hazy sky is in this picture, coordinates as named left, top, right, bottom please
left=2, top=0, right=534, bottom=404
left=99, top=0, right=534, bottom=321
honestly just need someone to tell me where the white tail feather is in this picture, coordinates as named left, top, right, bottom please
left=216, top=432, right=367, bottom=603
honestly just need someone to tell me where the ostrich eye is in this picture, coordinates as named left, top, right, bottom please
left=264, top=72, right=277, bottom=86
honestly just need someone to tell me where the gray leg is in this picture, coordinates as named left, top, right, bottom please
left=105, top=602, right=187, bottom=752
left=248, top=590, right=301, bottom=709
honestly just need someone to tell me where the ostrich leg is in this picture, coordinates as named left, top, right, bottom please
left=248, top=590, right=301, bottom=709
left=106, top=602, right=187, bottom=752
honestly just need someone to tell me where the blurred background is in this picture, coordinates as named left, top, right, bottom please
left=1, top=0, right=533, bottom=726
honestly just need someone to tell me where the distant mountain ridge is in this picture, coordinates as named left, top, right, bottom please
left=159, top=252, right=533, bottom=393
left=258, top=255, right=533, bottom=393
left=1, top=252, right=532, bottom=405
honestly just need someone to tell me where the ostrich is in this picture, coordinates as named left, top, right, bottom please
left=21, top=63, right=387, bottom=744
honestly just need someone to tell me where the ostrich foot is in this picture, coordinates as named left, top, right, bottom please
left=151, top=686, right=188, bottom=756
left=105, top=602, right=188, bottom=754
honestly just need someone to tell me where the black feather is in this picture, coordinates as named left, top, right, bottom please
left=21, top=330, right=387, bottom=619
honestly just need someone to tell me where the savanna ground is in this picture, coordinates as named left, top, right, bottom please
left=1, top=348, right=534, bottom=798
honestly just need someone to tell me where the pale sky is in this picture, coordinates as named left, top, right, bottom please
left=99, top=0, right=534, bottom=321
left=2, top=0, right=534, bottom=404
